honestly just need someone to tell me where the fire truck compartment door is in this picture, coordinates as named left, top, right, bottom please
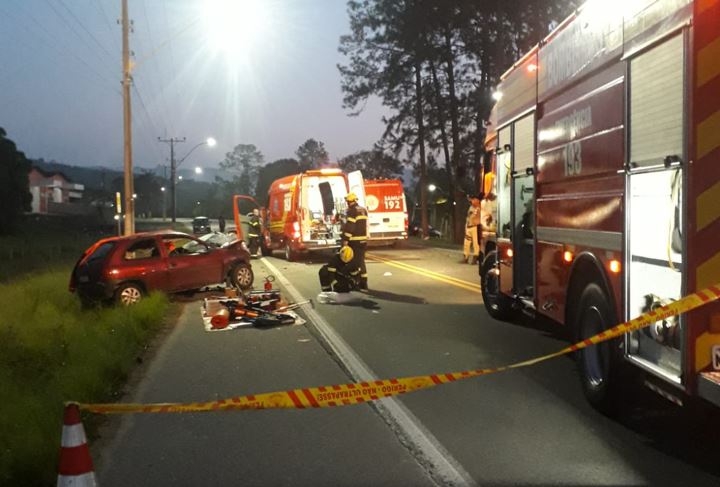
left=512, top=172, right=535, bottom=298
left=626, top=33, right=685, bottom=383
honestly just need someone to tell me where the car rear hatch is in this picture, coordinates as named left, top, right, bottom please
left=70, top=241, right=116, bottom=296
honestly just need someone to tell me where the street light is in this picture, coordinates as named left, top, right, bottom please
left=161, top=186, right=166, bottom=221
left=158, top=136, right=216, bottom=223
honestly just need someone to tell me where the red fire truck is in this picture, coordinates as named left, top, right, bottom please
left=480, top=0, right=720, bottom=413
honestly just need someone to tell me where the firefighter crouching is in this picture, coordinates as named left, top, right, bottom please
left=319, top=245, right=361, bottom=292
left=341, top=192, right=369, bottom=291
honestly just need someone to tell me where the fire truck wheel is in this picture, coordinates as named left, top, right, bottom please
left=230, top=263, right=254, bottom=290
left=285, top=244, right=297, bottom=262
left=480, top=251, right=514, bottom=321
left=575, top=283, right=623, bottom=415
left=260, top=242, right=272, bottom=257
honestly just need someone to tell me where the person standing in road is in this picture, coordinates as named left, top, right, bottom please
left=218, top=215, right=226, bottom=233
left=341, top=192, right=369, bottom=291
left=480, top=190, right=497, bottom=253
left=463, top=194, right=483, bottom=264
left=248, top=208, right=261, bottom=255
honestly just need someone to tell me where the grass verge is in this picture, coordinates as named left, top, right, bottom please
left=0, top=270, right=170, bottom=486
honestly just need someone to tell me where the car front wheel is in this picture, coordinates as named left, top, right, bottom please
left=115, top=283, right=144, bottom=306
left=230, top=263, right=254, bottom=290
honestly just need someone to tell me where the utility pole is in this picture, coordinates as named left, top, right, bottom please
left=158, top=137, right=185, bottom=223
left=121, top=0, right=134, bottom=235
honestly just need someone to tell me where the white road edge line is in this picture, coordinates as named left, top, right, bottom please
left=261, top=257, right=476, bottom=487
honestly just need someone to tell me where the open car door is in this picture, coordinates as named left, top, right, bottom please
left=232, top=195, right=262, bottom=242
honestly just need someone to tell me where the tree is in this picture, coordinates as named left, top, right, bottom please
left=295, top=139, right=329, bottom=171
left=0, top=128, right=32, bottom=235
left=219, top=144, right=264, bottom=195
left=255, top=158, right=300, bottom=203
left=338, top=0, right=578, bottom=242
left=339, top=149, right=403, bottom=180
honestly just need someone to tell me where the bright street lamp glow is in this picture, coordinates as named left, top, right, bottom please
left=428, top=184, right=437, bottom=192
left=206, top=137, right=216, bottom=147
left=202, top=0, right=274, bottom=58
left=195, top=167, right=203, bottom=175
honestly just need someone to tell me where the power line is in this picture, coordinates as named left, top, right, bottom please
left=43, top=0, right=117, bottom=78
left=132, top=84, right=166, bottom=163
left=136, top=0, right=174, bottom=136
left=58, top=0, right=116, bottom=62
left=95, top=0, right=121, bottom=52
left=6, top=0, right=121, bottom=96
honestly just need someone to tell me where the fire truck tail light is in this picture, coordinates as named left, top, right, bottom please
left=506, top=248, right=514, bottom=258
left=609, top=259, right=621, bottom=274
left=293, top=221, right=301, bottom=239
left=563, top=250, right=574, bottom=263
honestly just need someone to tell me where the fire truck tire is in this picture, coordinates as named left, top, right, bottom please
left=260, top=241, right=272, bottom=257
left=480, top=251, right=514, bottom=321
left=574, top=283, right=623, bottom=415
left=285, top=244, right=297, bottom=262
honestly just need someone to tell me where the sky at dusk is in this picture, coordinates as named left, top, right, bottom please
left=0, top=0, right=388, bottom=171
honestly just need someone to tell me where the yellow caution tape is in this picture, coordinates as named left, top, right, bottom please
left=75, top=283, right=720, bottom=414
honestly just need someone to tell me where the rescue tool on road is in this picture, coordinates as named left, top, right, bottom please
left=479, top=0, right=720, bottom=413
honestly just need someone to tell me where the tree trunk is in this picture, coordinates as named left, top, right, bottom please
left=414, top=61, right=429, bottom=239
left=443, top=29, right=463, bottom=244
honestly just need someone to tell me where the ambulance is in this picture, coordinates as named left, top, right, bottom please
left=261, top=168, right=364, bottom=261
left=363, top=179, right=408, bottom=246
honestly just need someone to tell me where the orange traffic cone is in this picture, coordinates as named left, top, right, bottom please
left=57, top=403, right=97, bottom=487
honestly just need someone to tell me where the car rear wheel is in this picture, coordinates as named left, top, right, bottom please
left=115, top=283, right=144, bottom=306
left=230, top=263, right=254, bottom=290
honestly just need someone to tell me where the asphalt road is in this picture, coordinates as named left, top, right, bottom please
left=95, top=242, right=720, bottom=486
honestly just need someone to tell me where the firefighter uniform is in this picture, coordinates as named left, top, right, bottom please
left=463, top=195, right=483, bottom=264
left=341, top=193, right=369, bottom=290
left=248, top=209, right=261, bottom=254
left=319, top=246, right=361, bottom=292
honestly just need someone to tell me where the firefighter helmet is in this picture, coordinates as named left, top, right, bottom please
left=345, top=192, right=358, bottom=202
left=339, top=245, right=354, bottom=263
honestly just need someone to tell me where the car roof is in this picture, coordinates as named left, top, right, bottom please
left=94, top=230, right=192, bottom=245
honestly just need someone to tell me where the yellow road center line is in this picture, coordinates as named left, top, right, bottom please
left=367, top=253, right=481, bottom=293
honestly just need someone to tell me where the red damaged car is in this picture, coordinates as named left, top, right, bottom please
left=69, top=230, right=254, bottom=306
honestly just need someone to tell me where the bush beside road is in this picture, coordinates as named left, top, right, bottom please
left=0, top=270, right=170, bottom=486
